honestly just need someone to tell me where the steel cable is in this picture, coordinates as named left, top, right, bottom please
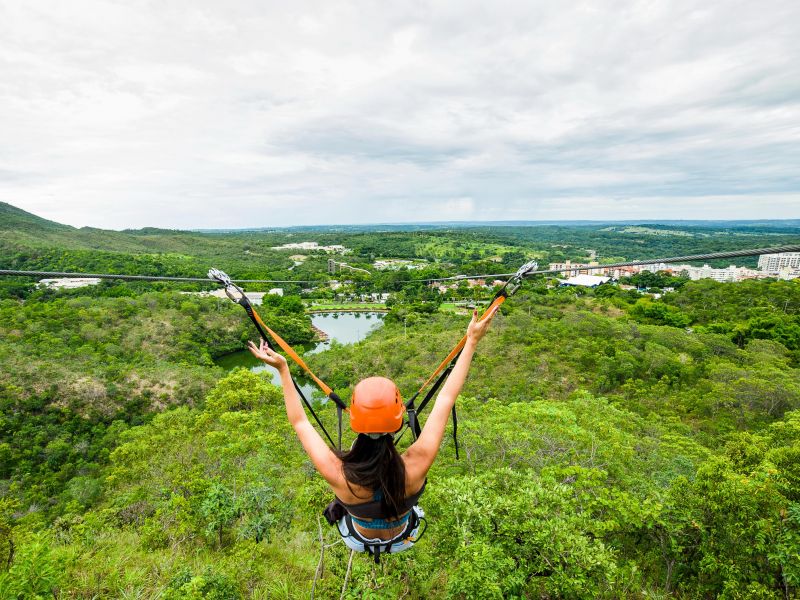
left=1, top=244, right=799, bottom=285
left=0, top=269, right=315, bottom=284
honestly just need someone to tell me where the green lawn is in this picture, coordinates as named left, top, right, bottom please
left=305, top=302, right=387, bottom=311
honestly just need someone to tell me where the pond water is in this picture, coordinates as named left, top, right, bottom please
left=215, top=312, right=386, bottom=397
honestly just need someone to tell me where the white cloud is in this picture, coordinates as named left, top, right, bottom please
left=0, top=0, right=798, bottom=228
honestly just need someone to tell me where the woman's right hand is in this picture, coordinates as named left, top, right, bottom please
left=466, top=305, right=499, bottom=344
left=247, top=339, right=288, bottom=371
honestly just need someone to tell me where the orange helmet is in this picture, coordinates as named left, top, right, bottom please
left=350, top=377, right=405, bottom=434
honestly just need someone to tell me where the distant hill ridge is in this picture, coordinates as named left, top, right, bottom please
left=2, top=200, right=800, bottom=278
left=3, top=201, right=800, bottom=235
left=0, top=201, right=75, bottom=232
left=0, top=202, right=225, bottom=257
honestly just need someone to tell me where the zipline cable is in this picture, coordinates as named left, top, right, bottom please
left=0, top=270, right=316, bottom=284
left=3, top=244, right=799, bottom=286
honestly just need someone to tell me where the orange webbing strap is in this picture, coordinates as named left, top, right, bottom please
left=411, top=295, right=506, bottom=398
left=249, top=306, right=335, bottom=398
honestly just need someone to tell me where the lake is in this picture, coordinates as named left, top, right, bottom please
left=215, top=312, right=386, bottom=398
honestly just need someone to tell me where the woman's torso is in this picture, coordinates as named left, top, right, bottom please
left=334, top=456, right=425, bottom=540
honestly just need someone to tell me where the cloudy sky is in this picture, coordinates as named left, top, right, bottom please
left=1, top=1, right=798, bottom=229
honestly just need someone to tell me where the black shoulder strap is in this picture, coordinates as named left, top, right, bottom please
left=404, top=363, right=459, bottom=455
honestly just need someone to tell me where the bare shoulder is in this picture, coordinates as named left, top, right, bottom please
left=332, top=480, right=372, bottom=504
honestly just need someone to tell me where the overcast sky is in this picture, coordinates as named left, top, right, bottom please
left=1, top=1, right=798, bottom=229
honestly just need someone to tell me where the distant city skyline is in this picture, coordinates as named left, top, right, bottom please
left=1, top=1, right=799, bottom=229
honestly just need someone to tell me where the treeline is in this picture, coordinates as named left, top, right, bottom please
left=5, top=202, right=800, bottom=294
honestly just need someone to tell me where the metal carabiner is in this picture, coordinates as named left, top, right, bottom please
left=504, top=260, right=539, bottom=296
left=208, top=267, right=245, bottom=304
left=514, top=260, right=539, bottom=280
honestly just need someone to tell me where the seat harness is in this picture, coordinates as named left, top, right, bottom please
left=323, top=481, right=428, bottom=563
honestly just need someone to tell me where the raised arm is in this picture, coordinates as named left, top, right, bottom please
left=403, top=306, right=498, bottom=478
left=248, top=340, right=343, bottom=487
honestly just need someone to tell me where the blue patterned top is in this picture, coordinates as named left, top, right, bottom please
left=350, top=488, right=411, bottom=530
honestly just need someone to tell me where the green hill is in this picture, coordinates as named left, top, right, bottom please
left=0, top=201, right=74, bottom=233
left=3, top=202, right=800, bottom=597
left=0, top=202, right=297, bottom=280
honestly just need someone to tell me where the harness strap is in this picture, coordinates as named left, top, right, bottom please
left=248, top=306, right=345, bottom=408
left=452, top=404, right=459, bottom=459
left=398, top=257, right=538, bottom=450
left=411, top=364, right=454, bottom=437
left=405, top=363, right=459, bottom=451
left=403, top=259, right=538, bottom=415
left=209, top=269, right=345, bottom=449
left=408, top=294, right=507, bottom=403
left=337, top=404, right=343, bottom=450
left=401, top=295, right=507, bottom=449
left=342, top=508, right=422, bottom=564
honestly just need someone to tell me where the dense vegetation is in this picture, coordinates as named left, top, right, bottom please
left=0, top=287, right=314, bottom=522
left=1, top=203, right=800, bottom=598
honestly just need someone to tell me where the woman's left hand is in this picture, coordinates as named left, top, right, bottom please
left=247, top=339, right=288, bottom=371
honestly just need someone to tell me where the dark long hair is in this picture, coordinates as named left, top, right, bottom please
left=335, top=433, right=407, bottom=519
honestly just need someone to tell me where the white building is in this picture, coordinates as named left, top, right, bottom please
left=659, top=264, right=763, bottom=282
left=272, top=242, right=349, bottom=253
left=558, top=275, right=611, bottom=287
left=758, top=253, right=800, bottom=274
left=38, top=278, right=101, bottom=289
left=549, top=261, right=598, bottom=277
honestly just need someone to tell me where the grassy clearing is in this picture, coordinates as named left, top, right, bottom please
left=305, top=302, right=387, bottom=311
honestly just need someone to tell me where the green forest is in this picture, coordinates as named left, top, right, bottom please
left=1, top=203, right=800, bottom=598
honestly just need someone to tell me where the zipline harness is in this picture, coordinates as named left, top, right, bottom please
left=209, top=260, right=536, bottom=456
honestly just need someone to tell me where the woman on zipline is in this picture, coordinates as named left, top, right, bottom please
left=248, top=307, right=498, bottom=559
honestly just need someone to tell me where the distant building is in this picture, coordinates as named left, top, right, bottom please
left=758, top=252, right=800, bottom=274
left=373, top=259, right=425, bottom=270
left=549, top=260, right=586, bottom=277
left=653, top=263, right=763, bottom=282
left=549, top=260, right=603, bottom=277
left=558, top=275, right=610, bottom=287
left=606, top=266, right=639, bottom=279
left=431, top=282, right=457, bottom=293
left=272, top=242, right=349, bottom=253
left=38, top=278, right=101, bottom=289
left=268, top=288, right=284, bottom=296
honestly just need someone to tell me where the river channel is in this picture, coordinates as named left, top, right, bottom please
left=215, top=312, right=386, bottom=397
